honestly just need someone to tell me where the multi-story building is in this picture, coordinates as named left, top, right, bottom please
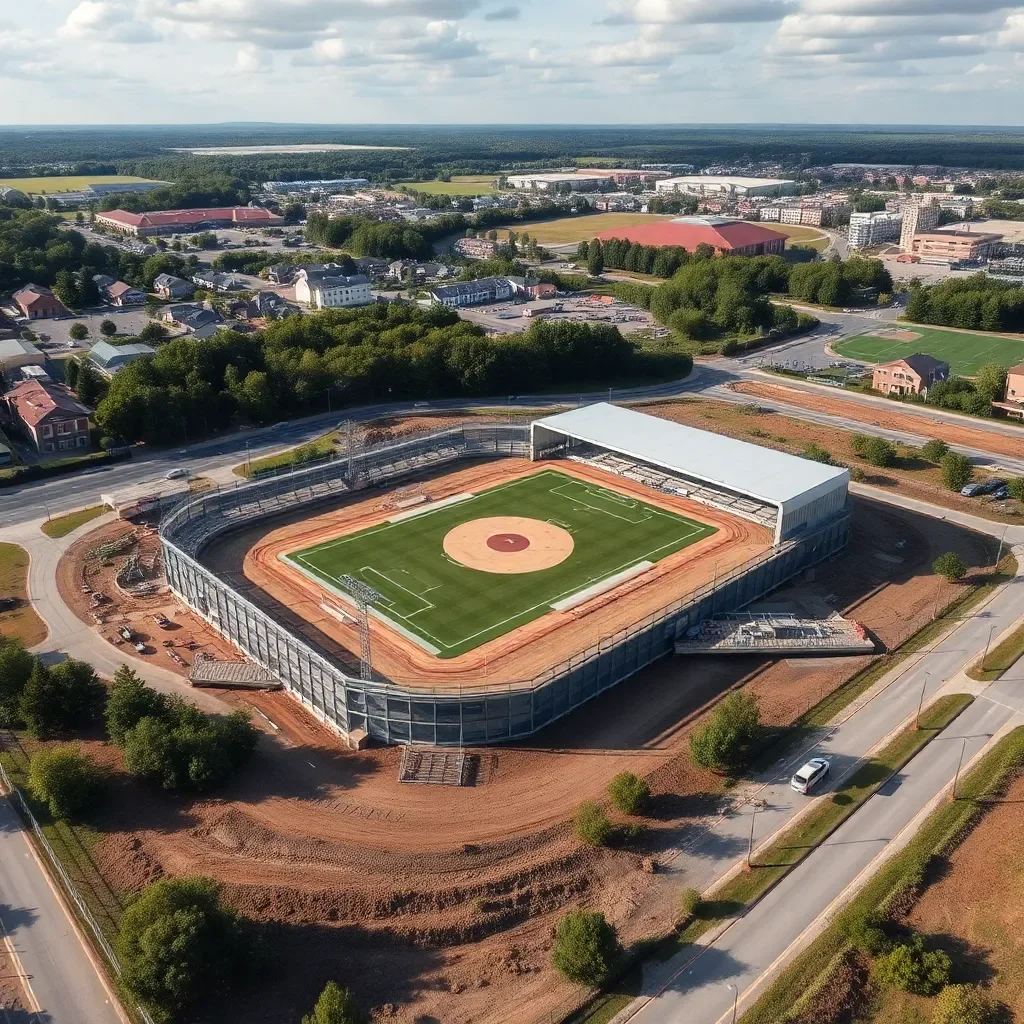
left=3, top=380, right=92, bottom=454
left=262, top=179, right=370, bottom=194
left=294, top=270, right=372, bottom=309
left=998, top=364, right=1024, bottom=419
left=428, top=277, right=515, bottom=308
left=898, top=200, right=940, bottom=252
left=505, top=172, right=609, bottom=192
left=13, top=283, right=66, bottom=320
left=848, top=211, right=903, bottom=249
left=655, top=176, right=798, bottom=198
left=909, top=230, right=1003, bottom=264
left=872, top=354, right=949, bottom=397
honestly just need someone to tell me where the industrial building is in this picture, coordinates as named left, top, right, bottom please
left=95, top=207, right=284, bottom=237
left=505, top=172, right=610, bottom=192
left=262, top=179, right=370, bottom=194
left=596, top=216, right=786, bottom=256
left=654, top=176, right=797, bottom=198
left=848, top=211, right=903, bottom=249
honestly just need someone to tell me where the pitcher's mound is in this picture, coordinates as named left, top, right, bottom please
left=868, top=328, right=922, bottom=341
left=444, top=517, right=574, bottom=574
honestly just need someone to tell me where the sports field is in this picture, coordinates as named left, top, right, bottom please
left=834, top=324, right=1024, bottom=376
left=406, top=175, right=499, bottom=196
left=495, top=212, right=674, bottom=245
left=0, top=175, right=160, bottom=195
left=283, top=469, right=715, bottom=659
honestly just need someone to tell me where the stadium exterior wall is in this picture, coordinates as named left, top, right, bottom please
left=160, top=423, right=850, bottom=746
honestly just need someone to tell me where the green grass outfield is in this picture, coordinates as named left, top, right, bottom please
left=0, top=175, right=160, bottom=194
left=833, top=323, right=1024, bottom=376
left=285, top=469, right=715, bottom=659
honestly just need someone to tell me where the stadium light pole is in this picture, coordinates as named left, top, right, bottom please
left=340, top=575, right=383, bottom=682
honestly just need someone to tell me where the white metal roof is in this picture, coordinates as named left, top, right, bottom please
left=533, top=404, right=847, bottom=508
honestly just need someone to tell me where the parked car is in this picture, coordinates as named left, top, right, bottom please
left=981, top=478, right=1007, bottom=495
left=991, top=486, right=1010, bottom=500
left=791, top=757, right=830, bottom=795
left=961, top=482, right=986, bottom=497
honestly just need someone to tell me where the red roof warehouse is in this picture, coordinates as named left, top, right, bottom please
left=597, top=216, right=787, bottom=256
left=94, top=207, right=284, bottom=237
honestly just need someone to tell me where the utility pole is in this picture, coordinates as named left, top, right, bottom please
left=982, top=623, right=997, bottom=673
left=915, top=672, right=930, bottom=730
left=245, top=440, right=251, bottom=476
left=744, top=803, right=758, bottom=871
left=341, top=575, right=383, bottom=682
left=950, top=736, right=968, bottom=801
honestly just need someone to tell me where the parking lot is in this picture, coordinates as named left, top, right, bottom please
left=457, top=295, right=657, bottom=335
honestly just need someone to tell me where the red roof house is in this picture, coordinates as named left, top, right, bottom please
left=3, top=380, right=92, bottom=454
left=13, top=283, right=67, bottom=320
left=597, top=216, right=787, bottom=256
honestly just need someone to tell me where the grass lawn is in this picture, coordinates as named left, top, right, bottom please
left=968, top=620, right=1024, bottom=681
left=495, top=212, right=674, bottom=245
left=286, top=469, right=715, bottom=658
left=40, top=505, right=107, bottom=539
left=0, top=542, right=47, bottom=646
left=0, top=175, right=161, bottom=195
left=404, top=176, right=499, bottom=196
left=774, top=223, right=830, bottom=251
left=234, top=430, right=341, bottom=478
left=834, top=323, right=1024, bottom=376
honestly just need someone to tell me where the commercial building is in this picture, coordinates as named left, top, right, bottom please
left=262, top=179, right=369, bottom=194
left=505, top=172, right=609, bottom=192
left=0, top=338, right=46, bottom=375
left=848, top=211, right=902, bottom=249
left=95, top=207, right=284, bottom=237
left=12, top=283, right=66, bottom=320
left=655, top=176, right=797, bottom=198
left=3, top=380, right=91, bottom=454
left=872, top=354, right=949, bottom=397
left=909, top=230, right=1003, bottom=264
left=293, top=269, right=372, bottom=309
left=429, top=277, right=516, bottom=308
left=88, top=341, right=156, bottom=377
left=898, top=200, right=941, bottom=252
left=596, top=216, right=786, bottom=256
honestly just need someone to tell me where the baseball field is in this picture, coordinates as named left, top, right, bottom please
left=834, top=324, right=1024, bottom=376
left=283, top=469, right=716, bottom=659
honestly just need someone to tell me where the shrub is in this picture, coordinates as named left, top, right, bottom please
left=0, top=636, right=35, bottom=726
left=551, top=910, right=621, bottom=986
left=689, top=692, right=761, bottom=773
left=720, top=339, right=739, bottom=357
left=574, top=801, right=612, bottom=846
left=862, top=437, right=897, bottom=468
left=99, top=319, right=117, bottom=337
left=836, top=909, right=889, bottom=955
left=851, top=433, right=871, bottom=456
left=941, top=452, right=972, bottom=492
left=68, top=323, right=89, bottom=342
left=117, top=877, right=252, bottom=1023
left=678, top=887, right=702, bottom=925
left=931, top=983, right=993, bottom=1024
left=301, top=981, right=367, bottom=1024
left=848, top=466, right=866, bottom=483
left=608, top=772, right=650, bottom=816
left=1008, top=477, right=1024, bottom=501
left=921, top=439, right=949, bottom=463
left=932, top=552, right=967, bottom=582
left=873, top=936, right=951, bottom=995
left=802, top=443, right=833, bottom=464
left=28, top=745, right=99, bottom=820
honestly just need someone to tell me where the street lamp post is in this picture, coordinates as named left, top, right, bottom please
left=916, top=672, right=930, bottom=730
left=245, top=440, right=251, bottom=475
left=725, top=983, right=738, bottom=1024
left=950, top=736, right=968, bottom=801
left=982, top=623, right=997, bottom=673
left=745, top=804, right=758, bottom=871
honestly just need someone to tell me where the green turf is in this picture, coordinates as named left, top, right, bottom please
left=285, top=469, right=715, bottom=659
left=833, top=324, right=1024, bottom=376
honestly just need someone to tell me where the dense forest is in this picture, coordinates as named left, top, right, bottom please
left=905, top=275, right=1024, bottom=333
left=6, top=125, right=1024, bottom=182
left=91, top=305, right=690, bottom=446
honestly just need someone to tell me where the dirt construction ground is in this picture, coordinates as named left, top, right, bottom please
left=71, top=490, right=1002, bottom=1024
left=236, top=459, right=771, bottom=687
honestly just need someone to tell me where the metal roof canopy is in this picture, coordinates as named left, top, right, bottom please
left=532, top=404, right=848, bottom=540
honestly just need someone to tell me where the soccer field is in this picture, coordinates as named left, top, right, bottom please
left=284, top=470, right=716, bottom=659
left=834, top=324, right=1024, bottom=376
left=0, top=175, right=160, bottom=195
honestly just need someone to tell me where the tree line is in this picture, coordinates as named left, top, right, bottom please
left=905, top=275, right=1024, bottom=333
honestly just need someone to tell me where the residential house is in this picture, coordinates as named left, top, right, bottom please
left=13, top=284, right=66, bottom=320
left=872, top=354, right=950, bottom=397
left=88, top=341, right=156, bottom=377
left=353, top=257, right=389, bottom=278
left=387, top=260, right=450, bottom=282
left=997, top=363, right=1024, bottom=420
left=192, top=270, right=244, bottom=293
left=294, top=270, right=372, bottom=309
left=231, top=291, right=284, bottom=320
left=106, top=281, right=146, bottom=306
left=161, top=304, right=221, bottom=333
left=3, top=380, right=92, bottom=454
left=91, top=273, right=116, bottom=292
left=428, top=277, right=515, bottom=308
left=153, top=273, right=195, bottom=300
left=0, top=338, right=46, bottom=375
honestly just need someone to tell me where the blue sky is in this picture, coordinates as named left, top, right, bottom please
left=2, top=0, right=1024, bottom=124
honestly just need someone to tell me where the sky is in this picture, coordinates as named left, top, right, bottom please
left=2, top=0, right=1024, bottom=125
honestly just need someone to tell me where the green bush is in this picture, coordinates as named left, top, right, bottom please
left=678, top=887, right=702, bottom=925
left=28, top=744, right=99, bottom=820
left=574, top=801, right=612, bottom=846
left=873, top=936, right=951, bottom=995
left=851, top=433, right=871, bottom=456
left=932, top=552, right=967, bottom=582
left=1008, top=477, right=1024, bottom=501
left=848, top=466, right=866, bottom=483
left=931, top=983, right=993, bottom=1024
left=607, top=771, right=651, bottom=815
left=862, top=437, right=897, bottom=468
left=301, top=981, right=367, bottom=1024
left=836, top=908, right=889, bottom=955
left=551, top=910, right=621, bottom=986
left=921, top=439, right=949, bottom=463
left=0, top=636, right=35, bottom=726
left=941, top=452, right=972, bottom=492
left=689, top=691, right=761, bottom=773
left=802, top=443, right=833, bottom=464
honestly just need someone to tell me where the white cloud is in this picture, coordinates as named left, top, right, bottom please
left=60, top=0, right=161, bottom=41
left=603, top=0, right=794, bottom=25
left=235, top=44, right=270, bottom=71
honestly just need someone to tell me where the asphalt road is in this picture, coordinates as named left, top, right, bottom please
left=0, top=795, right=123, bottom=1024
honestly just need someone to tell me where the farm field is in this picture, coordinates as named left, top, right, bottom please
left=405, top=175, right=500, bottom=195
left=833, top=323, right=1024, bottom=376
left=0, top=174, right=161, bottom=194
left=496, top=212, right=674, bottom=244
left=284, top=468, right=715, bottom=658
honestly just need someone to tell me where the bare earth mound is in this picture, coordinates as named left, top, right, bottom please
left=868, top=328, right=922, bottom=341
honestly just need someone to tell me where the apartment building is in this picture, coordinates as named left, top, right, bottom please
left=294, top=269, right=372, bottom=309
left=872, top=354, right=949, bottom=397
left=848, top=211, right=903, bottom=249
left=898, top=200, right=941, bottom=252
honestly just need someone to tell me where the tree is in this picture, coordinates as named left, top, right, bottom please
left=0, top=636, right=35, bottom=726
left=941, top=452, right=972, bottom=492
left=587, top=239, right=604, bottom=277
left=551, top=911, right=621, bottom=986
left=69, top=322, right=89, bottom=342
left=920, top=438, right=949, bottom=463
left=931, top=984, right=993, bottom=1024
left=105, top=664, right=167, bottom=745
left=19, top=658, right=106, bottom=739
left=138, top=322, right=169, bottom=344
left=608, top=771, right=650, bottom=816
left=576, top=240, right=590, bottom=260
left=973, top=363, right=1008, bottom=403
left=574, top=801, right=612, bottom=846
left=74, top=359, right=103, bottom=406
left=116, top=877, right=250, bottom=1023
left=862, top=437, right=897, bottom=468
left=99, top=319, right=117, bottom=337
left=932, top=551, right=967, bottom=582
left=28, top=745, right=99, bottom=820
left=689, top=692, right=761, bottom=773
left=301, top=982, right=367, bottom=1024
left=872, top=937, right=950, bottom=995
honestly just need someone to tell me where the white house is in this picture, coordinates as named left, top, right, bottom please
left=294, top=269, right=372, bottom=310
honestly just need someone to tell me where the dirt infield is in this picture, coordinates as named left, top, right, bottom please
left=867, top=328, right=922, bottom=341
left=441, top=516, right=575, bottom=573
left=240, top=460, right=772, bottom=687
